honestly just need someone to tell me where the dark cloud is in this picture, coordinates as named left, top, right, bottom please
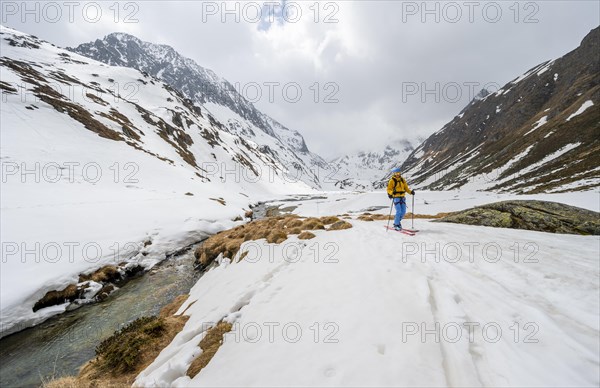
left=2, top=1, right=598, bottom=159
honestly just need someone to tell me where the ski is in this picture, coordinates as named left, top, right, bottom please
left=385, top=226, right=416, bottom=236
left=402, top=228, right=420, bottom=233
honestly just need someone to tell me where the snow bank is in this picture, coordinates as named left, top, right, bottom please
left=135, top=207, right=599, bottom=387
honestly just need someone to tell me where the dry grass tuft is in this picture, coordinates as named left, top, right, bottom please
left=33, top=284, right=84, bottom=312
left=327, top=220, right=353, bottom=231
left=298, top=231, right=316, bottom=240
left=94, top=316, right=166, bottom=374
left=287, top=227, right=302, bottom=235
left=42, top=295, right=189, bottom=388
left=42, top=376, right=129, bottom=388
left=79, top=265, right=121, bottom=283
left=209, top=197, right=226, bottom=206
left=285, top=219, right=304, bottom=228
left=195, top=214, right=358, bottom=269
left=302, top=218, right=325, bottom=231
left=159, top=294, right=189, bottom=318
left=267, top=231, right=288, bottom=244
left=320, top=216, right=340, bottom=225
left=371, top=214, right=393, bottom=221
left=187, top=321, right=233, bottom=378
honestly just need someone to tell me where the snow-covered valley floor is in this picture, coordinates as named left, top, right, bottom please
left=135, top=191, right=600, bottom=387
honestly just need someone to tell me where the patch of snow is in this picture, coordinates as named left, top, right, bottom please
left=518, top=143, right=582, bottom=176
left=524, top=116, right=548, bottom=136
left=566, top=100, right=594, bottom=121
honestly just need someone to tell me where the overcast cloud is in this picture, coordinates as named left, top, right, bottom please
left=2, top=0, right=598, bottom=159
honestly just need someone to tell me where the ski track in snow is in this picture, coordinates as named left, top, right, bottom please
left=135, top=191, right=599, bottom=387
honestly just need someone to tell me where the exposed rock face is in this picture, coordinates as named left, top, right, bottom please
left=436, top=200, right=600, bottom=235
left=70, top=33, right=328, bottom=187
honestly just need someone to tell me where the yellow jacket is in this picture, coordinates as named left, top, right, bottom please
left=387, top=176, right=412, bottom=198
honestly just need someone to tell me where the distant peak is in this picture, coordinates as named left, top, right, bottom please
left=104, top=32, right=137, bottom=41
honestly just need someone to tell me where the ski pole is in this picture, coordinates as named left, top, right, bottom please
left=386, top=199, right=394, bottom=231
left=411, top=193, right=415, bottom=230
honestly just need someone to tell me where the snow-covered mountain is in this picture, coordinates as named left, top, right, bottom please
left=328, top=139, right=420, bottom=190
left=70, top=33, right=329, bottom=188
left=0, top=25, right=317, bottom=337
left=402, top=26, right=600, bottom=193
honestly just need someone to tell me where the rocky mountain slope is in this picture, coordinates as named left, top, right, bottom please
left=0, top=25, right=316, bottom=337
left=401, top=26, right=600, bottom=194
left=70, top=33, right=328, bottom=188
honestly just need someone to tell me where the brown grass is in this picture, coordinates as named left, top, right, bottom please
left=301, top=218, right=325, bottom=230
left=35, top=261, right=148, bottom=311
left=186, top=321, right=233, bottom=378
left=79, top=265, right=121, bottom=283
left=287, top=227, right=302, bottom=235
left=160, top=294, right=190, bottom=318
left=0, top=81, right=17, bottom=93
left=358, top=215, right=375, bottom=221
left=33, top=284, right=84, bottom=312
left=43, top=376, right=129, bottom=388
left=286, top=219, right=304, bottom=228
left=96, top=285, right=115, bottom=302
left=195, top=215, right=351, bottom=269
left=320, top=216, right=340, bottom=225
left=43, top=295, right=189, bottom=388
left=209, top=197, right=226, bottom=206
left=327, top=220, right=353, bottom=231
left=85, top=93, right=109, bottom=106
left=32, top=84, right=124, bottom=142
left=267, top=231, right=287, bottom=244
left=298, top=231, right=316, bottom=240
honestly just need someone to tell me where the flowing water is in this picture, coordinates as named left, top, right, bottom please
left=0, top=245, right=203, bottom=388
left=0, top=198, right=306, bottom=388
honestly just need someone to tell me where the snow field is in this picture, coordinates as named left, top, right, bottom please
left=135, top=200, right=599, bottom=387
left=0, top=25, right=316, bottom=337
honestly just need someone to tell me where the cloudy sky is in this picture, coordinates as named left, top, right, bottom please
left=3, top=1, right=598, bottom=158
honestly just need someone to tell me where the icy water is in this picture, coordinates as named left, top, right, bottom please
left=0, top=245, right=203, bottom=388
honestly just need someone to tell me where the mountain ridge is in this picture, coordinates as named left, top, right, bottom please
left=70, top=32, right=327, bottom=187
left=401, top=26, right=600, bottom=194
